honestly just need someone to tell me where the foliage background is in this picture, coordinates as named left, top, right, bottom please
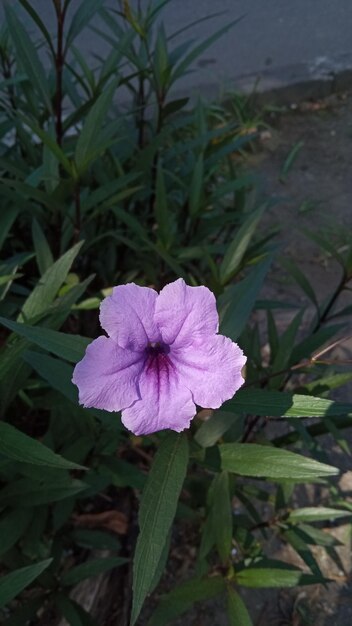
left=0, top=1, right=351, bottom=624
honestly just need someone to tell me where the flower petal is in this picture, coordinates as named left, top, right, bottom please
left=121, top=361, right=196, bottom=436
left=72, top=336, right=143, bottom=411
left=155, top=278, right=218, bottom=348
left=99, top=283, right=160, bottom=351
left=171, top=335, right=246, bottom=408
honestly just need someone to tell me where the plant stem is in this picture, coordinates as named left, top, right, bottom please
left=278, top=269, right=348, bottom=390
left=1, top=54, right=17, bottom=112
left=53, top=0, right=67, bottom=146
left=137, top=76, right=146, bottom=149
left=312, top=271, right=347, bottom=332
left=74, top=183, right=81, bottom=243
left=241, top=415, right=262, bottom=442
left=148, top=95, right=164, bottom=214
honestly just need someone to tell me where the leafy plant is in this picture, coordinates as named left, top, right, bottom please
left=0, top=1, right=351, bottom=626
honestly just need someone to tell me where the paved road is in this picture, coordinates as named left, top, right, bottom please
left=11, top=0, right=352, bottom=96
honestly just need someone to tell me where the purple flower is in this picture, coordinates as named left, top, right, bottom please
left=72, top=279, right=246, bottom=435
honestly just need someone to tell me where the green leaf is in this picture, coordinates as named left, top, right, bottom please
left=111, top=206, right=187, bottom=279
left=23, top=351, right=77, bottom=403
left=290, top=324, right=343, bottom=365
left=17, top=0, right=55, bottom=57
left=20, top=116, right=73, bottom=175
left=0, top=508, right=33, bottom=557
left=161, top=97, right=189, bottom=120
left=223, top=388, right=352, bottom=418
left=0, top=421, right=84, bottom=470
left=32, top=219, right=54, bottom=276
left=219, top=256, right=272, bottom=341
left=155, top=162, right=171, bottom=247
left=171, top=18, right=242, bottom=82
left=270, top=310, right=304, bottom=389
left=237, top=563, right=324, bottom=588
left=20, top=242, right=83, bottom=321
left=267, top=309, right=279, bottom=362
left=195, top=411, right=238, bottom=448
left=280, top=141, right=304, bottom=182
left=70, top=529, right=121, bottom=552
left=0, top=317, right=89, bottom=363
left=282, top=528, right=324, bottom=579
left=189, top=154, right=204, bottom=216
left=75, top=82, right=116, bottom=172
left=0, top=559, right=52, bottom=609
left=219, top=206, right=265, bottom=285
left=100, top=458, right=146, bottom=490
left=288, top=507, right=350, bottom=523
left=297, top=524, right=342, bottom=548
left=61, top=557, right=127, bottom=586
left=0, top=273, right=22, bottom=287
left=0, top=208, right=19, bottom=251
left=303, top=372, right=352, bottom=394
left=330, top=304, right=352, bottom=319
left=1, top=597, right=45, bottom=626
left=220, top=443, right=338, bottom=481
left=301, top=228, right=345, bottom=267
left=227, top=587, right=253, bottom=626
left=148, top=577, right=226, bottom=626
left=0, top=275, right=91, bottom=415
left=153, top=24, right=169, bottom=90
left=282, top=258, right=318, bottom=309
left=55, top=594, right=96, bottom=626
left=149, top=530, right=172, bottom=595
left=65, top=0, right=103, bottom=51
left=0, top=478, right=87, bottom=507
left=211, top=472, right=232, bottom=563
left=4, top=4, right=52, bottom=111
left=131, top=432, right=189, bottom=625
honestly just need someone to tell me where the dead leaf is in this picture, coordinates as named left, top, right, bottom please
left=73, top=510, right=128, bottom=535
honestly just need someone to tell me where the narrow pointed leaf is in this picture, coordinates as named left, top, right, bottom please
left=5, top=5, right=52, bottom=111
left=62, top=557, right=127, bottom=586
left=66, top=0, right=104, bottom=51
left=223, top=388, right=352, bottom=418
left=0, top=478, right=87, bottom=507
left=237, top=565, right=325, bottom=588
left=131, top=432, right=189, bottom=625
left=220, top=206, right=265, bottom=285
left=0, top=508, right=33, bottom=557
left=75, top=82, right=116, bottom=171
left=0, top=421, right=85, bottom=470
left=23, top=351, right=77, bottom=403
left=227, top=587, right=253, bottom=626
left=0, top=317, right=89, bottom=363
left=282, top=258, right=318, bottom=309
left=32, top=219, right=54, bottom=276
left=219, top=256, right=272, bottom=340
left=148, top=577, right=226, bottom=626
left=0, top=559, right=52, bottom=609
left=18, top=0, right=55, bottom=57
left=20, top=242, right=83, bottom=321
left=211, top=472, right=232, bottom=563
left=288, top=507, right=350, bottom=523
left=195, top=411, right=238, bottom=448
left=220, top=443, right=338, bottom=480
left=172, top=18, right=243, bottom=82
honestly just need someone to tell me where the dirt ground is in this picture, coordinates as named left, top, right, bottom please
left=256, top=91, right=352, bottom=308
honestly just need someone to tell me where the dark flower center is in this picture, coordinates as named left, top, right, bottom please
left=145, top=342, right=173, bottom=381
left=147, top=342, right=170, bottom=356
